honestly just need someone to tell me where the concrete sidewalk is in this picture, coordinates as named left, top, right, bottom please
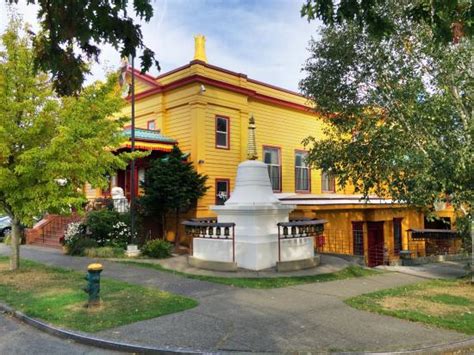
left=0, top=244, right=471, bottom=353
left=377, top=260, right=470, bottom=280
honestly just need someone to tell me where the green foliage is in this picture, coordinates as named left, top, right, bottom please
left=84, top=247, right=125, bottom=259
left=140, top=146, right=209, bottom=243
left=0, top=17, right=132, bottom=226
left=0, top=258, right=198, bottom=332
left=86, top=210, right=132, bottom=248
left=66, top=237, right=98, bottom=256
left=5, top=2, right=160, bottom=95
left=0, top=17, right=138, bottom=269
left=141, top=239, right=173, bottom=259
left=300, top=2, right=473, bottom=222
left=301, top=0, right=473, bottom=43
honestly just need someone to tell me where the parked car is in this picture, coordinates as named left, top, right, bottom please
left=0, top=216, right=11, bottom=241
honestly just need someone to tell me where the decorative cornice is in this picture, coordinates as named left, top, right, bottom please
left=128, top=74, right=316, bottom=114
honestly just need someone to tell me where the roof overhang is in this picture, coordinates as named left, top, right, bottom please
left=408, top=229, right=459, bottom=240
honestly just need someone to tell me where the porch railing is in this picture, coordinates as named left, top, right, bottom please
left=182, top=219, right=236, bottom=262
left=277, top=219, right=327, bottom=262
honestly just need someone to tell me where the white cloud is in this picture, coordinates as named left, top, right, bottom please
left=0, top=0, right=321, bottom=91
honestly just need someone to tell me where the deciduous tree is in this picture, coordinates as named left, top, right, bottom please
left=300, top=2, right=473, bottom=238
left=0, top=17, right=133, bottom=270
left=6, top=0, right=160, bottom=95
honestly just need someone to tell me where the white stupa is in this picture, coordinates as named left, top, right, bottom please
left=191, top=115, right=315, bottom=271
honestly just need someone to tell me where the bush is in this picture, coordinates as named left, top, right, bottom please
left=84, top=247, right=124, bottom=258
left=86, top=210, right=133, bottom=247
left=66, top=237, right=98, bottom=256
left=141, top=239, right=173, bottom=259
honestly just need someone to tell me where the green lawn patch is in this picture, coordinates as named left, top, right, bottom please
left=345, top=278, right=474, bottom=335
left=119, top=260, right=380, bottom=289
left=0, top=257, right=197, bottom=332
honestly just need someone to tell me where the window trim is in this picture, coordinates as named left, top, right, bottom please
left=352, top=221, right=364, bottom=256
left=263, top=145, right=282, bottom=193
left=215, top=178, right=230, bottom=205
left=393, top=218, right=403, bottom=256
left=295, top=149, right=311, bottom=193
left=215, top=115, right=230, bottom=150
left=147, top=119, right=156, bottom=130
left=321, top=171, right=336, bottom=193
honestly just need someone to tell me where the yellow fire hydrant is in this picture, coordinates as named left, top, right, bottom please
left=84, top=263, right=103, bottom=307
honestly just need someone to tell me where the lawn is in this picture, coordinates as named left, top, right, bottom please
left=119, top=260, right=380, bottom=288
left=0, top=257, right=198, bottom=332
left=346, top=278, right=474, bottom=335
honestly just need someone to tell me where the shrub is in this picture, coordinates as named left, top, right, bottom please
left=67, top=237, right=98, bottom=256
left=86, top=210, right=121, bottom=246
left=86, top=210, right=132, bottom=247
left=84, top=247, right=124, bottom=258
left=142, top=239, right=173, bottom=259
left=107, top=221, right=135, bottom=249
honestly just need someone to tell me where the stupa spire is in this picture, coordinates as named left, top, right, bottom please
left=247, top=115, right=258, bottom=160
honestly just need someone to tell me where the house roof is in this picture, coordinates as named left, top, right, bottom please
left=277, top=193, right=398, bottom=206
left=120, top=128, right=176, bottom=152
left=122, top=128, right=176, bottom=144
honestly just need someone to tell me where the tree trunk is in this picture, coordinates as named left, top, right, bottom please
left=9, top=218, right=21, bottom=271
left=174, top=208, right=180, bottom=249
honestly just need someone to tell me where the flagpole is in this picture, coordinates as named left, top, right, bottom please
left=130, top=55, right=136, bottom=245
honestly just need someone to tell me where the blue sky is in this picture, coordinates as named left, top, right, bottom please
left=0, top=0, right=321, bottom=91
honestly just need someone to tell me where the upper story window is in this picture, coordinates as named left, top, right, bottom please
left=263, top=146, right=281, bottom=192
left=215, top=179, right=230, bottom=205
left=215, top=116, right=229, bottom=149
left=321, top=171, right=336, bottom=193
left=295, top=151, right=310, bottom=192
left=147, top=120, right=156, bottom=130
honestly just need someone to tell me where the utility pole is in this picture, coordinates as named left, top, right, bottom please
left=130, top=55, right=136, bottom=246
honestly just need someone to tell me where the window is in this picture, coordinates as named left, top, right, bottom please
left=393, top=218, right=402, bottom=256
left=321, top=171, right=336, bottom=192
left=215, top=179, right=230, bottom=205
left=295, top=151, right=310, bottom=192
left=263, top=147, right=281, bottom=192
left=147, top=120, right=156, bottom=130
left=215, top=116, right=229, bottom=149
left=352, top=222, right=364, bottom=256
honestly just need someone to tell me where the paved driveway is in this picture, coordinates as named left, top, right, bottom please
left=0, top=245, right=470, bottom=353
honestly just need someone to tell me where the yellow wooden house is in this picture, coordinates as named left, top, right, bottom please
left=89, top=35, right=459, bottom=266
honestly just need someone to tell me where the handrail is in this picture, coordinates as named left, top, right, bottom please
left=182, top=221, right=235, bottom=228
left=278, top=219, right=328, bottom=227
left=277, top=219, right=327, bottom=262
left=182, top=219, right=236, bottom=262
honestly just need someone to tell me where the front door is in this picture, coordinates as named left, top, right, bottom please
left=367, top=222, right=384, bottom=267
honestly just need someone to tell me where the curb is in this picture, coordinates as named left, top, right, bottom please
left=0, top=303, right=200, bottom=354
left=1, top=302, right=474, bottom=354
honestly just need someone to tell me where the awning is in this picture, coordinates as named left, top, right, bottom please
left=407, top=228, right=459, bottom=240
left=120, top=128, right=176, bottom=152
left=121, top=141, right=174, bottom=152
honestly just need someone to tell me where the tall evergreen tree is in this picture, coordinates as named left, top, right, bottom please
left=141, top=146, right=209, bottom=247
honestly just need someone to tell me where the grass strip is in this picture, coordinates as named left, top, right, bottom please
left=345, top=278, right=474, bottom=335
left=0, top=257, right=197, bottom=332
left=119, top=260, right=380, bottom=289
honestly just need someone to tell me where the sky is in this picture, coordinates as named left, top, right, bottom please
left=0, top=0, right=321, bottom=92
